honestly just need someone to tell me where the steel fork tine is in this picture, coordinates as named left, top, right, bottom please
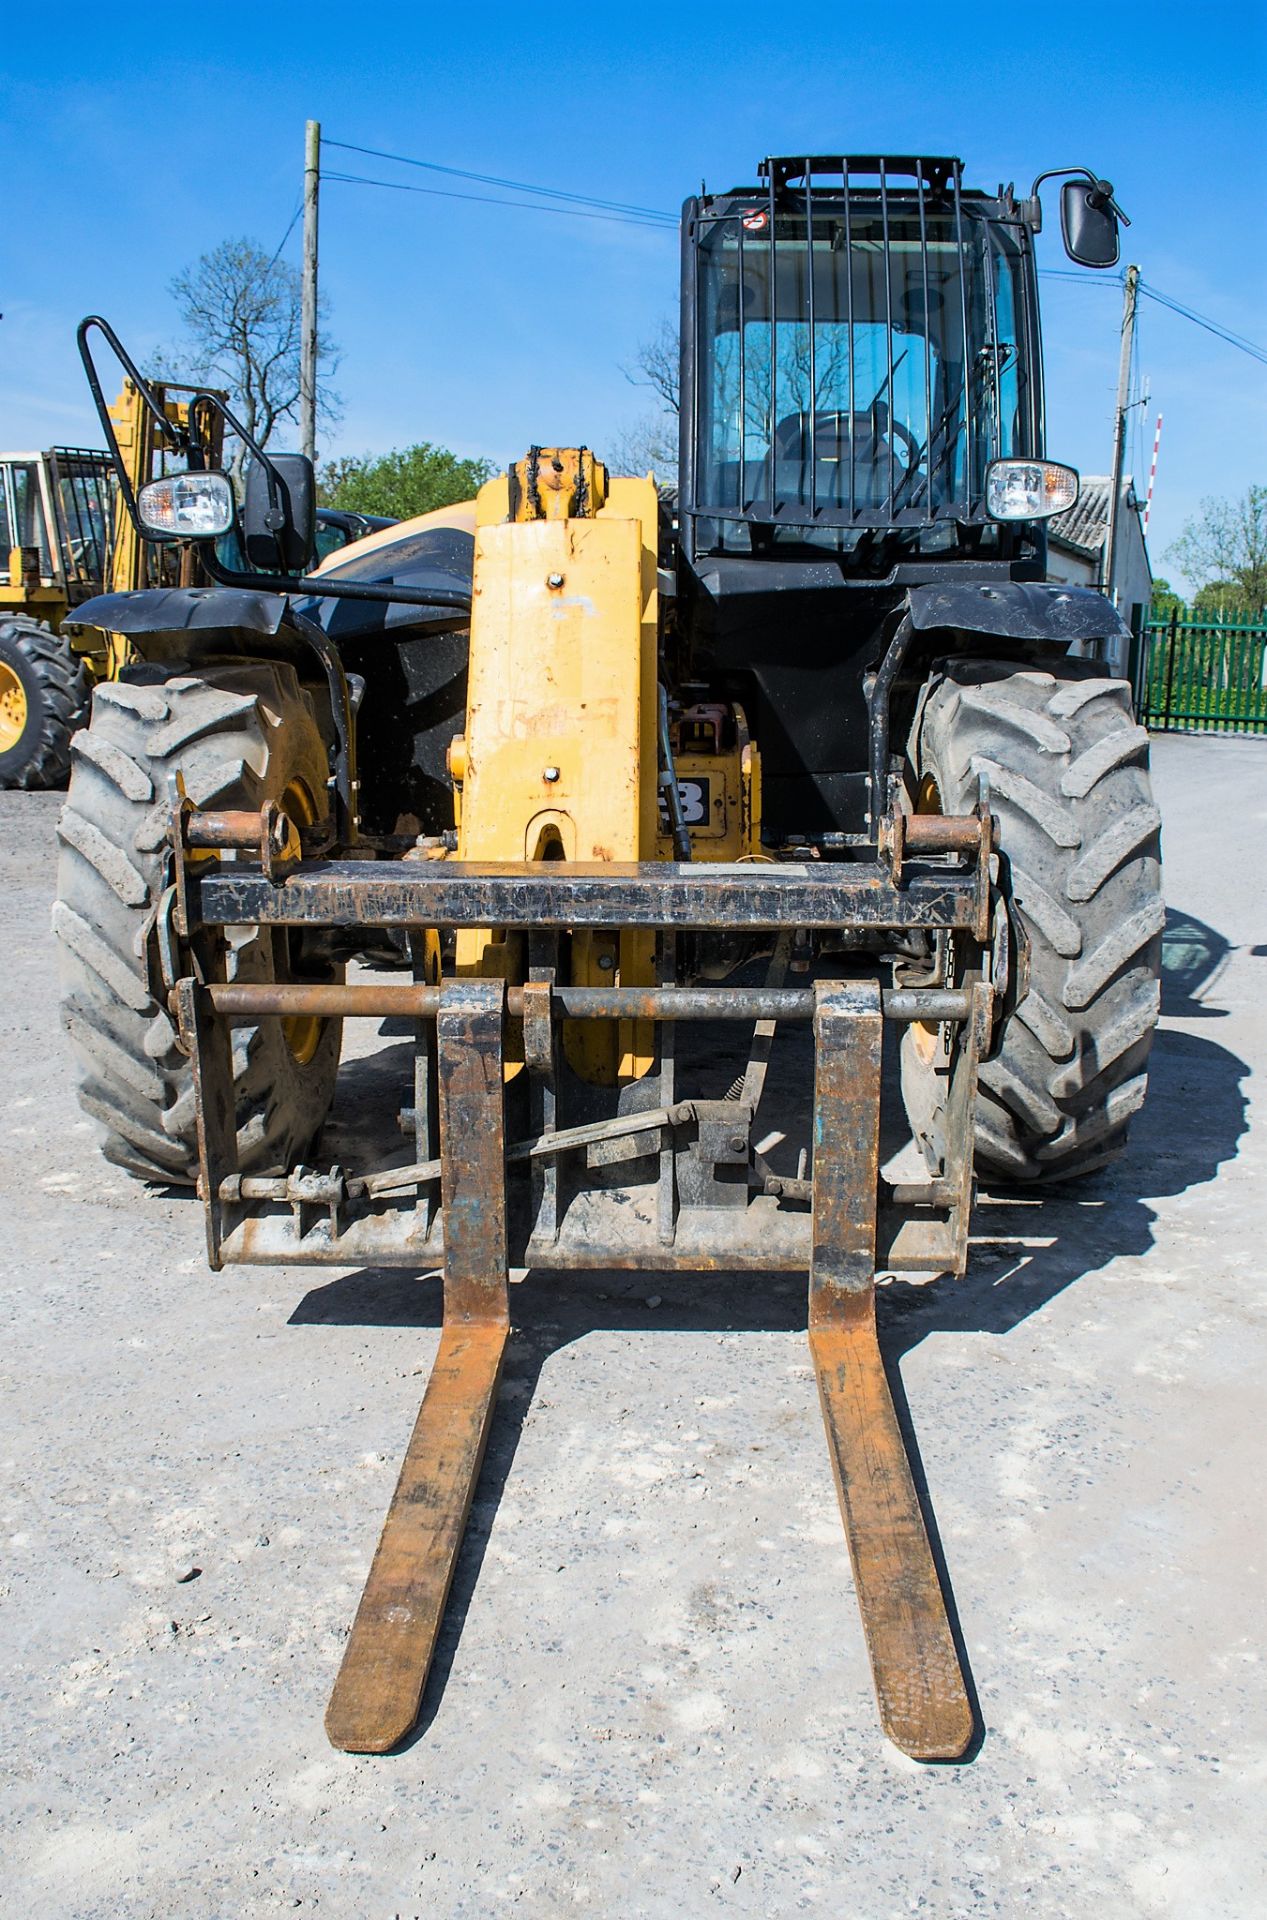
left=326, top=979, right=510, bottom=1753
left=810, top=980, right=973, bottom=1761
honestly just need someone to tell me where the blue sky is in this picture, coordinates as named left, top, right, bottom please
left=3, top=1, right=1264, bottom=587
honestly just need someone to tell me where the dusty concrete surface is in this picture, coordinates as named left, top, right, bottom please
left=2, top=733, right=1265, bottom=1919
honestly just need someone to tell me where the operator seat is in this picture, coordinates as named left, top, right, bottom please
left=772, top=404, right=892, bottom=507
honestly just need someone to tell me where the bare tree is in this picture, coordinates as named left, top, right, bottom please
left=623, top=317, right=680, bottom=415
left=168, top=239, right=339, bottom=471
left=609, top=413, right=679, bottom=479
left=1169, top=484, right=1267, bottom=612
left=612, top=312, right=861, bottom=482
left=613, top=319, right=680, bottom=479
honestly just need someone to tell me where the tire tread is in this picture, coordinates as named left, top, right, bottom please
left=903, top=657, right=1162, bottom=1184
left=55, top=663, right=341, bottom=1184
left=0, top=616, right=89, bottom=790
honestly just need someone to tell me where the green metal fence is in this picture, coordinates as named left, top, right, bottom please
left=1136, top=609, right=1267, bottom=734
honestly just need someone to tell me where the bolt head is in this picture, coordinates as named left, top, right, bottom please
left=546, top=572, right=565, bottom=590
left=729, top=1134, right=748, bottom=1155
left=542, top=765, right=561, bottom=783
left=597, top=953, right=616, bottom=971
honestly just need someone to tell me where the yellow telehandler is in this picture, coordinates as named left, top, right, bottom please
left=55, top=160, right=1161, bottom=1761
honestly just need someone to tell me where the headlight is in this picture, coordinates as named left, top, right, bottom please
left=985, top=459, right=1079, bottom=521
left=137, top=470, right=235, bottom=539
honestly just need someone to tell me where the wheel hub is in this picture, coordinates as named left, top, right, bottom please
left=0, top=660, right=28, bottom=755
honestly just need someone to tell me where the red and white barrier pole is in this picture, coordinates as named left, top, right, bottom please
left=1143, top=412, right=1163, bottom=535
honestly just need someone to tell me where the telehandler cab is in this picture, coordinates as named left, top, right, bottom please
left=56, top=158, right=1161, bottom=1759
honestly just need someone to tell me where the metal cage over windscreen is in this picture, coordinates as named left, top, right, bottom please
left=50, top=449, right=116, bottom=591
left=681, top=156, right=1042, bottom=552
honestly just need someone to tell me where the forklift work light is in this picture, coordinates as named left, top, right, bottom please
left=137, top=470, right=234, bottom=540
left=985, top=459, right=1078, bottom=521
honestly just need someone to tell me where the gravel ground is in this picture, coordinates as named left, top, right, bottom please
left=1, top=732, right=1264, bottom=1919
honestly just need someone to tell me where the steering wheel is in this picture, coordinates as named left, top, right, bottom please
left=774, top=409, right=922, bottom=483
left=67, top=536, right=102, bottom=578
left=887, top=416, right=922, bottom=480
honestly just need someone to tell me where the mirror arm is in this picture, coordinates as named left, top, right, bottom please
left=77, top=316, right=196, bottom=528
left=188, top=390, right=288, bottom=505
left=189, top=392, right=311, bottom=573
left=1025, top=167, right=1132, bottom=232
left=76, top=318, right=305, bottom=556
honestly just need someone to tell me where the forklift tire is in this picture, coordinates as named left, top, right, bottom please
left=901, top=655, right=1163, bottom=1184
left=54, top=662, right=343, bottom=1185
left=0, top=615, right=88, bottom=791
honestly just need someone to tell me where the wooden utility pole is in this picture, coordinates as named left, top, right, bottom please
left=1102, top=263, right=1139, bottom=601
left=300, top=119, right=321, bottom=463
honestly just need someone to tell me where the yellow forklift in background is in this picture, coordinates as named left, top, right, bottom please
left=0, top=445, right=111, bottom=786
left=0, top=381, right=222, bottom=789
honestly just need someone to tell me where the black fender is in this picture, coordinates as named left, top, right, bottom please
left=879, top=583, right=1132, bottom=812
left=64, top=586, right=291, bottom=636
left=906, top=579, right=1129, bottom=648
left=64, top=588, right=359, bottom=840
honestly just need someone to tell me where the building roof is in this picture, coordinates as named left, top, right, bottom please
left=1049, top=474, right=1140, bottom=557
left=1050, top=475, right=1111, bottom=554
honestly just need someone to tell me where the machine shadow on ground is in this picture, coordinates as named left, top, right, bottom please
left=880, top=901, right=1243, bottom=1355
left=289, top=901, right=1249, bottom=1750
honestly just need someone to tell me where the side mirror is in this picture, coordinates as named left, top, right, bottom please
left=1060, top=179, right=1120, bottom=268
left=242, top=453, right=316, bottom=573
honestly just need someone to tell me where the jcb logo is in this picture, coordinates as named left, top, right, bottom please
left=658, top=777, right=710, bottom=826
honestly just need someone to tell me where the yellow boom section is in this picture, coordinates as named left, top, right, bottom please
left=449, top=456, right=660, bottom=1082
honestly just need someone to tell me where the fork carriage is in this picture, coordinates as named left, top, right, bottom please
left=169, top=799, right=993, bottom=1758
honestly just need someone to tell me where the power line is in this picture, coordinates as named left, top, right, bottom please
left=321, top=148, right=1267, bottom=363
left=324, top=169, right=673, bottom=232
left=324, top=137, right=676, bottom=224
left=1136, top=279, right=1267, bottom=367
left=267, top=201, right=302, bottom=268
left=1040, top=266, right=1267, bottom=365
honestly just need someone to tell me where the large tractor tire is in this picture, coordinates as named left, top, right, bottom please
left=54, top=662, right=343, bottom=1184
left=901, top=655, right=1163, bottom=1184
left=0, top=615, right=88, bottom=790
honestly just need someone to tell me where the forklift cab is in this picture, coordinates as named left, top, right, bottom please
left=0, top=449, right=115, bottom=607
